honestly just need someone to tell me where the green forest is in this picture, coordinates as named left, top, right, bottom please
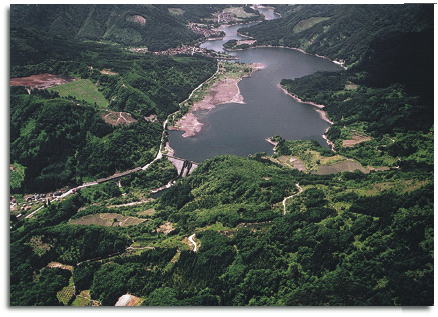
left=10, top=25, right=216, bottom=192
left=240, top=4, right=433, bottom=67
left=9, top=4, right=433, bottom=307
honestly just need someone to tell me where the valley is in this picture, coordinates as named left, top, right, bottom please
left=8, top=3, right=433, bottom=307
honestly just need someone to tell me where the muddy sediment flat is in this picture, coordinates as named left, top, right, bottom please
left=172, top=63, right=264, bottom=138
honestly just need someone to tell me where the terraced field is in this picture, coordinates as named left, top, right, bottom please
left=69, top=213, right=146, bottom=227
left=56, top=277, right=75, bottom=305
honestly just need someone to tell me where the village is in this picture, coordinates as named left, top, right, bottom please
left=10, top=189, right=70, bottom=218
left=150, top=44, right=237, bottom=60
left=187, top=22, right=224, bottom=39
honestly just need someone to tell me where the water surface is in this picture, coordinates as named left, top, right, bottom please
left=169, top=8, right=341, bottom=162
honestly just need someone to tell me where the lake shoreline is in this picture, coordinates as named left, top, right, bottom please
left=233, top=39, right=347, bottom=69
left=170, top=63, right=265, bottom=138
left=278, top=84, right=336, bottom=151
left=251, top=45, right=347, bottom=69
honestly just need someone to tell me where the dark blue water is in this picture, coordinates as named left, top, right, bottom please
left=169, top=8, right=341, bottom=162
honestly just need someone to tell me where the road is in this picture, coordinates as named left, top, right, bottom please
left=188, top=234, right=199, bottom=252
left=282, top=183, right=303, bottom=215
left=22, top=64, right=221, bottom=220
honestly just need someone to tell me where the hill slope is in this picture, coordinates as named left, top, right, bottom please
left=10, top=4, right=201, bottom=50
left=240, top=4, right=433, bottom=66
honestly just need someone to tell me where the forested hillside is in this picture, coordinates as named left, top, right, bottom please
left=10, top=155, right=433, bottom=305
left=280, top=18, right=433, bottom=172
left=9, top=3, right=433, bottom=307
left=240, top=4, right=433, bottom=66
left=10, top=25, right=216, bottom=192
left=10, top=4, right=201, bottom=50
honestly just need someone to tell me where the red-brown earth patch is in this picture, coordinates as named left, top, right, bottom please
left=126, top=15, right=146, bottom=25
left=342, top=135, right=373, bottom=147
left=10, top=73, right=75, bottom=89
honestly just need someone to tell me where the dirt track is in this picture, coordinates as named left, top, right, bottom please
left=102, top=111, right=137, bottom=126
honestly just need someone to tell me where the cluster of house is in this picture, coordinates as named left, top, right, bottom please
left=187, top=22, right=224, bottom=39
left=216, top=12, right=235, bottom=24
left=10, top=191, right=66, bottom=213
left=152, top=44, right=211, bottom=57
left=128, top=47, right=149, bottom=54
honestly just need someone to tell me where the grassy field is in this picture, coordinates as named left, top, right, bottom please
left=71, top=290, right=100, bottom=306
left=293, top=17, right=331, bottom=33
left=168, top=7, right=185, bottom=15
left=10, top=163, right=26, bottom=191
left=271, top=140, right=390, bottom=174
left=224, top=7, right=257, bottom=19
left=49, top=79, right=109, bottom=108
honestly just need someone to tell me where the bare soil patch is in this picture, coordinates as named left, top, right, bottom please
left=126, top=15, right=146, bottom=25
left=290, top=157, right=306, bottom=171
left=342, top=135, right=373, bottom=147
left=173, top=78, right=244, bottom=137
left=237, top=39, right=256, bottom=46
left=107, top=199, right=153, bottom=208
left=99, top=69, right=118, bottom=76
left=10, top=73, right=75, bottom=89
left=115, top=294, right=143, bottom=306
left=102, top=111, right=137, bottom=126
left=315, top=159, right=370, bottom=175
left=144, top=114, right=158, bottom=122
left=172, top=63, right=263, bottom=137
left=47, top=261, right=74, bottom=272
left=156, top=221, right=175, bottom=235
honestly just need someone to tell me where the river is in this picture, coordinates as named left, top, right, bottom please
left=168, top=7, right=341, bottom=162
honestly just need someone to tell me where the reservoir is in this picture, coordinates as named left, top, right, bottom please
left=169, top=8, right=341, bottom=162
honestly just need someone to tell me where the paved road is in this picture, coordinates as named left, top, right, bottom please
left=188, top=234, right=199, bottom=252
left=22, top=66, right=220, bottom=220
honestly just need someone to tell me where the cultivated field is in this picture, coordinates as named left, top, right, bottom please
left=69, top=213, right=146, bottom=227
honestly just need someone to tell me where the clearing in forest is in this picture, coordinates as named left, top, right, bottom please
left=69, top=213, right=146, bottom=227
left=49, top=79, right=109, bottom=108
left=293, top=17, right=331, bottom=33
left=101, top=111, right=138, bottom=126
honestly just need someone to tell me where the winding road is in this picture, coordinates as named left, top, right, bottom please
left=282, top=183, right=303, bottom=215
left=188, top=234, right=199, bottom=252
left=23, top=72, right=214, bottom=219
